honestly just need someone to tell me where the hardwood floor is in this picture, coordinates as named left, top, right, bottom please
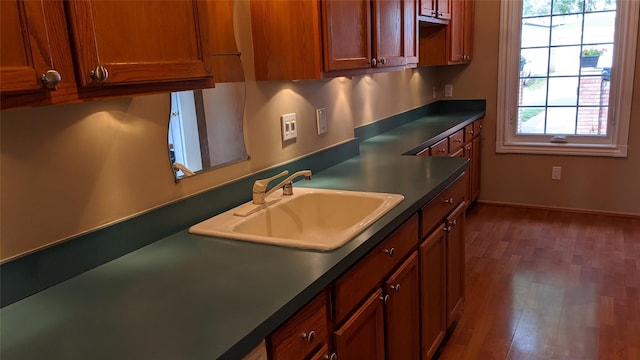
left=436, top=204, right=640, bottom=360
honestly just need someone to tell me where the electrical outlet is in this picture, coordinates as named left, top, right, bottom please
left=444, top=84, right=453, bottom=97
left=316, top=108, right=327, bottom=135
left=551, top=166, right=561, bottom=180
left=432, top=86, right=437, bottom=99
left=281, top=113, right=297, bottom=141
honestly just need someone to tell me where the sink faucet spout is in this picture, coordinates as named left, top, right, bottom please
left=252, top=170, right=312, bottom=204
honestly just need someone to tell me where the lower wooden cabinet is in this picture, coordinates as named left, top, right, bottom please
left=419, top=224, right=447, bottom=360
left=268, top=290, right=329, bottom=359
left=446, top=202, right=466, bottom=327
left=334, top=289, right=386, bottom=360
left=266, top=175, right=467, bottom=360
left=384, top=252, right=421, bottom=360
left=310, top=345, right=337, bottom=360
left=464, top=119, right=482, bottom=202
left=334, top=252, right=420, bottom=360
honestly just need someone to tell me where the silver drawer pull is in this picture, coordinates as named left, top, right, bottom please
left=379, top=294, right=390, bottom=304
left=384, top=248, right=395, bottom=256
left=301, top=330, right=316, bottom=344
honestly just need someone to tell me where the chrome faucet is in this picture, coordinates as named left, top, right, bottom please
left=252, top=169, right=312, bottom=204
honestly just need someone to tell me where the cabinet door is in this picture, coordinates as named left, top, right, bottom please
left=448, top=0, right=473, bottom=63
left=436, top=0, right=452, bottom=19
left=309, top=345, right=337, bottom=360
left=251, top=0, right=322, bottom=81
left=446, top=202, right=466, bottom=327
left=403, top=0, right=420, bottom=64
left=372, top=0, right=405, bottom=68
left=384, top=252, right=420, bottom=360
left=419, top=224, right=447, bottom=360
left=420, top=0, right=436, bottom=17
left=1, top=0, right=48, bottom=93
left=334, top=289, right=386, bottom=360
left=470, top=135, right=481, bottom=201
left=322, top=0, right=372, bottom=71
left=65, top=0, right=212, bottom=87
left=0, top=0, right=70, bottom=95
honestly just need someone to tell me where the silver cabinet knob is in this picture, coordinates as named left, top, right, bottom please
left=380, top=294, right=390, bottom=304
left=384, top=248, right=395, bottom=256
left=323, top=354, right=338, bottom=360
left=301, top=330, right=316, bottom=344
left=90, top=65, right=109, bottom=83
left=371, top=58, right=377, bottom=66
left=41, top=69, right=61, bottom=90
left=390, top=284, right=401, bottom=292
left=444, top=197, right=454, bottom=204
left=379, top=58, right=386, bottom=65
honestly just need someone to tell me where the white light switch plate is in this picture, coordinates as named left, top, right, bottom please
left=316, top=108, right=327, bottom=135
left=445, top=84, right=453, bottom=97
left=281, top=113, right=297, bottom=141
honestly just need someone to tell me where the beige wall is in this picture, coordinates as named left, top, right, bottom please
left=0, top=70, right=436, bottom=262
left=0, top=1, right=438, bottom=261
left=441, top=0, right=640, bottom=216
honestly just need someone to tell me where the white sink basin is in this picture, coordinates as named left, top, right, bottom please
left=189, top=188, right=404, bottom=251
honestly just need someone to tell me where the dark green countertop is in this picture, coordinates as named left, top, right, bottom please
left=1, top=103, right=484, bottom=360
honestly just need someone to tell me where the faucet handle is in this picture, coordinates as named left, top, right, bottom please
left=253, top=170, right=288, bottom=193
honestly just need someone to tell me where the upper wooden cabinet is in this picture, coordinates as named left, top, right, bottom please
left=0, top=1, right=76, bottom=98
left=251, top=0, right=418, bottom=81
left=420, top=0, right=451, bottom=23
left=418, top=0, right=474, bottom=66
left=65, top=1, right=212, bottom=87
left=447, top=0, right=474, bottom=64
left=1, top=0, right=214, bottom=110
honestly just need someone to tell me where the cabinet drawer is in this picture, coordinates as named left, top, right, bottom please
left=334, top=214, right=419, bottom=324
left=430, top=138, right=449, bottom=156
left=419, top=174, right=467, bottom=238
left=464, top=124, right=475, bottom=142
left=269, top=290, right=329, bottom=360
left=449, top=129, right=465, bottom=153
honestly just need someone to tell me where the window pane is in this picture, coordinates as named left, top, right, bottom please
left=551, top=15, right=583, bottom=46
left=521, top=48, right=549, bottom=76
left=548, top=77, right=578, bottom=105
left=580, top=43, right=613, bottom=69
left=577, top=106, right=607, bottom=135
left=523, top=0, right=551, bottom=17
left=546, top=107, right=577, bottom=134
left=584, top=0, right=615, bottom=12
left=553, top=0, right=583, bottom=15
left=578, top=75, right=608, bottom=105
left=583, top=12, right=615, bottom=44
left=522, top=18, right=550, bottom=47
left=550, top=46, right=581, bottom=75
left=518, top=107, right=546, bottom=134
left=519, top=78, right=547, bottom=106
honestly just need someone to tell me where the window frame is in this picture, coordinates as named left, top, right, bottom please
left=496, top=0, right=638, bottom=157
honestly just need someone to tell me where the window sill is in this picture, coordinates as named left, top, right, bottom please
left=496, top=141, right=628, bottom=158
